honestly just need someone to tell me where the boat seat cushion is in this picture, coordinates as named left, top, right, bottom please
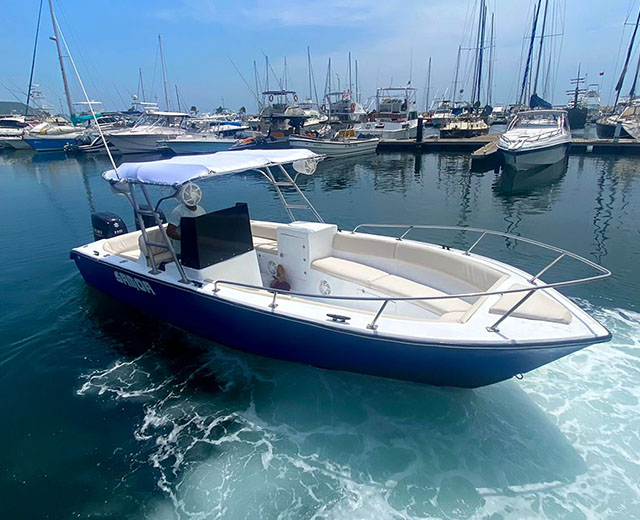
left=332, top=232, right=398, bottom=259
left=103, top=231, right=142, bottom=260
left=312, top=256, right=388, bottom=285
left=251, top=221, right=279, bottom=240
left=489, top=284, right=572, bottom=324
left=139, top=225, right=174, bottom=266
left=371, top=275, right=472, bottom=315
left=253, top=236, right=278, bottom=255
left=395, top=242, right=504, bottom=291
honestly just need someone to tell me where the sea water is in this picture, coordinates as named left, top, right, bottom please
left=0, top=149, right=638, bottom=519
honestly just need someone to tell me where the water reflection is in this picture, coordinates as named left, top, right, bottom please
left=494, top=157, right=568, bottom=196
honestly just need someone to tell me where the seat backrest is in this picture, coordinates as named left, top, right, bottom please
left=250, top=220, right=279, bottom=240
left=395, top=242, right=504, bottom=291
left=332, top=232, right=398, bottom=259
left=103, top=231, right=142, bottom=255
left=138, top=225, right=173, bottom=266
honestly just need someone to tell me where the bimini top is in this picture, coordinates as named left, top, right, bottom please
left=103, top=149, right=322, bottom=186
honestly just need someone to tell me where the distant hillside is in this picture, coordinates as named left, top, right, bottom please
left=0, top=101, right=47, bottom=116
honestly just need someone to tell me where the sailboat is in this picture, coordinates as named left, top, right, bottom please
left=566, top=65, right=587, bottom=129
left=439, top=2, right=492, bottom=139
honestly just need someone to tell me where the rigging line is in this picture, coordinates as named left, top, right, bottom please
left=229, top=57, right=260, bottom=104
left=55, top=21, right=119, bottom=175
left=25, top=0, right=44, bottom=116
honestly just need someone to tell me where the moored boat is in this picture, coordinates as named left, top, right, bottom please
left=498, top=109, right=571, bottom=171
left=289, top=132, right=379, bottom=158
left=70, top=149, right=611, bottom=389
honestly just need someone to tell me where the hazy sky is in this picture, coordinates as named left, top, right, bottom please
left=2, top=0, right=639, bottom=114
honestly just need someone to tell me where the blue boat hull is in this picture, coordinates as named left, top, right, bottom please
left=70, top=252, right=598, bottom=388
left=24, top=136, right=78, bottom=152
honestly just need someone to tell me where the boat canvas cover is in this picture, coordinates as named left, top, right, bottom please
left=103, top=149, right=321, bottom=186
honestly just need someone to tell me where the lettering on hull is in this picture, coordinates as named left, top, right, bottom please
left=114, top=271, right=156, bottom=295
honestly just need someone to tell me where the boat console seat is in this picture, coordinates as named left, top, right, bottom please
left=138, top=225, right=174, bottom=267
left=250, top=220, right=279, bottom=254
left=102, top=231, right=142, bottom=261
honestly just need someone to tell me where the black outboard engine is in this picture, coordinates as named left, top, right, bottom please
left=135, top=205, right=167, bottom=230
left=91, top=212, right=128, bottom=241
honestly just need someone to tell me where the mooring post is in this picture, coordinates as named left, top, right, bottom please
left=416, top=117, right=424, bottom=143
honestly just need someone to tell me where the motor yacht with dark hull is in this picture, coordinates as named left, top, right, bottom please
left=70, top=150, right=611, bottom=389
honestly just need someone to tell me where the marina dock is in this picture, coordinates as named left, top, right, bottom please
left=378, top=135, right=640, bottom=156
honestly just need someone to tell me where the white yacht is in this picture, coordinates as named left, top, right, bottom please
left=354, top=87, right=419, bottom=140
left=498, top=110, right=571, bottom=171
left=0, top=116, right=32, bottom=149
left=70, top=149, right=610, bottom=389
left=105, top=111, right=189, bottom=154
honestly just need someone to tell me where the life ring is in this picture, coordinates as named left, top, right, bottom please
left=350, top=103, right=356, bottom=112
left=293, top=94, right=298, bottom=102
left=342, top=92, right=349, bottom=100
left=268, top=94, right=274, bottom=102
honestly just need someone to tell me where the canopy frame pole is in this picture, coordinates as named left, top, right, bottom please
left=128, top=183, right=159, bottom=275
left=138, top=183, right=190, bottom=284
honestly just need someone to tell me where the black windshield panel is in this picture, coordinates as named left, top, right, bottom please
left=181, top=203, right=254, bottom=269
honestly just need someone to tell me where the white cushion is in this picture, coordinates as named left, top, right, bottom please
left=251, top=220, right=279, bottom=240
left=333, top=232, right=398, bottom=259
left=489, top=284, right=572, bottom=324
left=103, top=231, right=142, bottom=257
left=312, top=256, right=388, bottom=284
left=139, top=225, right=174, bottom=265
left=371, top=275, right=471, bottom=315
left=253, top=236, right=278, bottom=255
left=395, top=242, right=504, bottom=291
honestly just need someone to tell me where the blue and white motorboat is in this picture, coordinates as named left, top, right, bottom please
left=23, top=121, right=84, bottom=152
left=70, top=149, right=611, bottom=388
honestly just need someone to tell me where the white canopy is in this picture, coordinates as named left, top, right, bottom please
left=103, top=149, right=322, bottom=186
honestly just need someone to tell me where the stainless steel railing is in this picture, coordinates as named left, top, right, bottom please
left=210, top=224, right=610, bottom=333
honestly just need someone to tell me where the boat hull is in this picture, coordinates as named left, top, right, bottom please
left=499, top=142, right=569, bottom=171
left=165, top=139, right=235, bottom=155
left=106, top=133, right=173, bottom=154
left=439, top=127, right=490, bottom=139
left=23, top=135, right=81, bottom=152
left=289, top=137, right=379, bottom=158
left=595, top=121, right=632, bottom=139
left=70, top=251, right=598, bottom=389
left=3, top=137, right=32, bottom=150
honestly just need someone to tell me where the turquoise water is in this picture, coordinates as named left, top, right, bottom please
left=1, top=149, right=639, bottom=519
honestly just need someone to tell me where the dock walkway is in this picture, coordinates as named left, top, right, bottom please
left=378, top=135, right=640, bottom=156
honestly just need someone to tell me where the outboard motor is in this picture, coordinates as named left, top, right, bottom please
left=135, top=205, right=167, bottom=230
left=91, top=212, right=128, bottom=241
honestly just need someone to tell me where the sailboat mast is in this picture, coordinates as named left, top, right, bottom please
left=453, top=46, right=461, bottom=104
left=474, top=0, right=487, bottom=106
left=48, top=0, right=74, bottom=118
left=158, top=34, right=171, bottom=110
left=138, top=68, right=146, bottom=102
left=355, top=59, right=360, bottom=104
left=348, top=52, right=353, bottom=95
left=426, top=56, right=432, bottom=111
left=25, top=0, right=44, bottom=117
left=253, top=60, right=261, bottom=111
left=519, top=0, right=544, bottom=106
left=175, top=85, right=181, bottom=112
left=487, top=13, right=494, bottom=106
left=532, top=0, right=550, bottom=95
left=307, top=46, right=313, bottom=100
left=574, top=63, right=582, bottom=106
left=616, top=8, right=640, bottom=106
